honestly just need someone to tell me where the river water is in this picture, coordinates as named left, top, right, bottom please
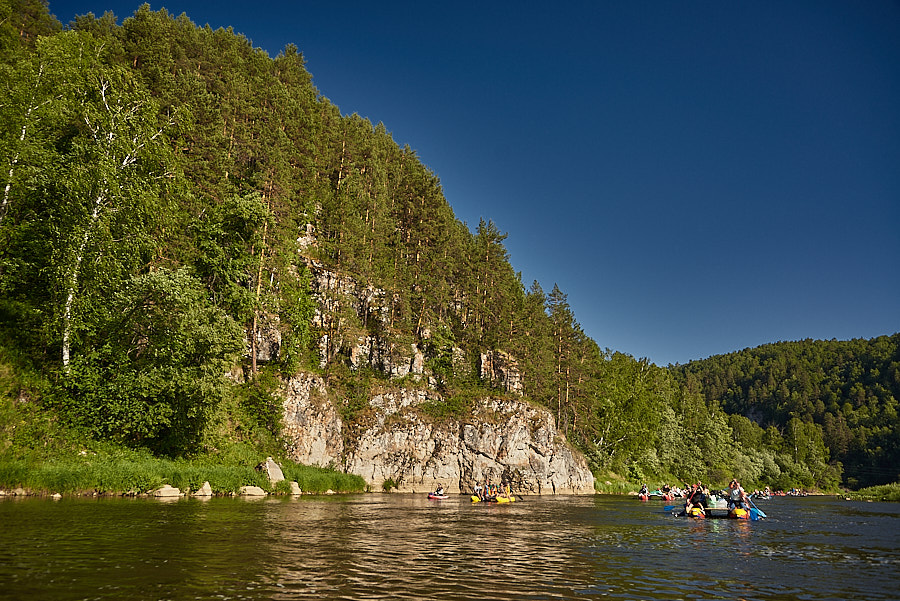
left=1, top=493, right=897, bottom=600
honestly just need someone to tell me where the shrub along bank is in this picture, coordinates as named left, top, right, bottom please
left=0, top=391, right=365, bottom=496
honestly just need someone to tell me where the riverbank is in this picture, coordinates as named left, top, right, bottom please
left=0, top=444, right=366, bottom=498
left=843, top=482, right=900, bottom=502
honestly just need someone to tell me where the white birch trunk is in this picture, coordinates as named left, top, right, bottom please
left=1, top=66, right=45, bottom=226
left=62, top=191, right=105, bottom=368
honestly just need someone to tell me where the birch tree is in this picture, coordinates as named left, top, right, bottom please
left=1, top=32, right=176, bottom=369
left=59, top=57, right=173, bottom=369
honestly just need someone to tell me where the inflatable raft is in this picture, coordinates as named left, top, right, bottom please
left=471, top=495, right=516, bottom=503
left=677, top=506, right=762, bottom=520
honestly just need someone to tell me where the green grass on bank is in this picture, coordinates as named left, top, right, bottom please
left=0, top=446, right=366, bottom=496
left=593, top=472, right=634, bottom=494
left=844, top=483, right=900, bottom=502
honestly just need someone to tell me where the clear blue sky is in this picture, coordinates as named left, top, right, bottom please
left=49, top=1, right=900, bottom=366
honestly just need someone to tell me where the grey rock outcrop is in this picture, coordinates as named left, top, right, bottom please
left=239, top=486, right=267, bottom=497
left=285, top=253, right=592, bottom=495
left=479, top=350, right=523, bottom=395
left=280, top=371, right=594, bottom=495
left=259, top=457, right=285, bottom=485
left=253, top=320, right=282, bottom=363
left=305, top=260, right=460, bottom=384
left=282, top=373, right=344, bottom=465
left=152, top=485, right=181, bottom=497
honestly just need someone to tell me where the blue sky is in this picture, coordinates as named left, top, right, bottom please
left=49, top=1, right=900, bottom=366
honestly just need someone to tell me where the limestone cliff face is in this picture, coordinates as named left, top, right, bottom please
left=280, top=371, right=595, bottom=495
left=281, top=373, right=344, bottom=467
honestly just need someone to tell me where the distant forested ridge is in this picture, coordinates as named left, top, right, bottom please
left=675, top=335, right=900, bottom=488
left=1, top=1, right=896, bottom=491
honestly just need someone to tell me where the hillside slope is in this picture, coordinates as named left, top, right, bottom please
left=0, top=2, right=895, bottom=491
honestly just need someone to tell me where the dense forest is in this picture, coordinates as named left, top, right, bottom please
left=676, top=336, right=900, bottom=489
left=1, top=1, right=897, bottom=491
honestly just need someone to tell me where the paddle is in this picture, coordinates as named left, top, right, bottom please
left=747, top=496, right=767, bottom=520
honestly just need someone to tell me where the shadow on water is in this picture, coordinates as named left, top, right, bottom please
left=0, top=494, right=897, bottom=600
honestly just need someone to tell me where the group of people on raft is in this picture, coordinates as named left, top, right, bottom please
left=639, top=479, right=760, bottom=517
left=429, top=479, right=516, bottom=502
left=685, top=479, right=754, bottom=517
left=473, top=479, right=514, bottom=502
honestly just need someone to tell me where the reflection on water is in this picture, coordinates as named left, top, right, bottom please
left=0, top=493, right=897, bottom=600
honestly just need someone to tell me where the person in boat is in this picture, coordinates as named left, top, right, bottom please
left=433, top=484, right=445, bottom=496
left=639, top=483, right=649, bottom=497
left=727, top=479, right=750, bottom=510
left=481, top=479, right=495, bottom=501
left=684, top=482, right=707, bottom=515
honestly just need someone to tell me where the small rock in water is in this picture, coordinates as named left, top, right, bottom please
left=153, top=485, right=181, bottom=497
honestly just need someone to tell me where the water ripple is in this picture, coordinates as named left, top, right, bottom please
left=1, top=495, right=898, bottom=600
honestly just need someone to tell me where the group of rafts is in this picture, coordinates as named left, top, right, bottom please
left=673, top=496, right=767, bottom=521
left=641, top=480, right=768, bottom=521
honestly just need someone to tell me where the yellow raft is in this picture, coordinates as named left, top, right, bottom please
left=471, top=495, right=516, bottom=503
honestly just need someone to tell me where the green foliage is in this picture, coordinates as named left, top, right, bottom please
left=334, top=369, right=377, bottom=423
left=51, top=268, right=244, bottom=456
left=280, top=461, right=366, bottom=493
left=277, top=261, right=316, bottom=374
left=592, top=474, right=634, bottom=494
left=676, top=335, right=899, bottom=488
left=845, top=482, right=900, bottom=502
left=424, top=325, right=457, bottom=388
left=0, top=437, right=365, bottom=495
left=235, top=370, right=284, bottom=444
left=191, top=192, right=270, bottom=321
left=419, top=392, right=477, bottom=421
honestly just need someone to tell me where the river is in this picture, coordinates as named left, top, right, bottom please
left=1, top=493, right=897, bottom=600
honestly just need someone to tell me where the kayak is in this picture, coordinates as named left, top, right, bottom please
left=428, top=493, right=449, bottom=500
left=471, top=495, right=516, bottom=503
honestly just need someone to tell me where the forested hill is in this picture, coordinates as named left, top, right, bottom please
left=675, top=335, right=900, bottom=488
left=1, top=2, right=897, bottom=492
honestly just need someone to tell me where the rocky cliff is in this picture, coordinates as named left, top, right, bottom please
left=280, top=372, right=595, bottom=495
left=266, top=254, right=594, bottom=495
